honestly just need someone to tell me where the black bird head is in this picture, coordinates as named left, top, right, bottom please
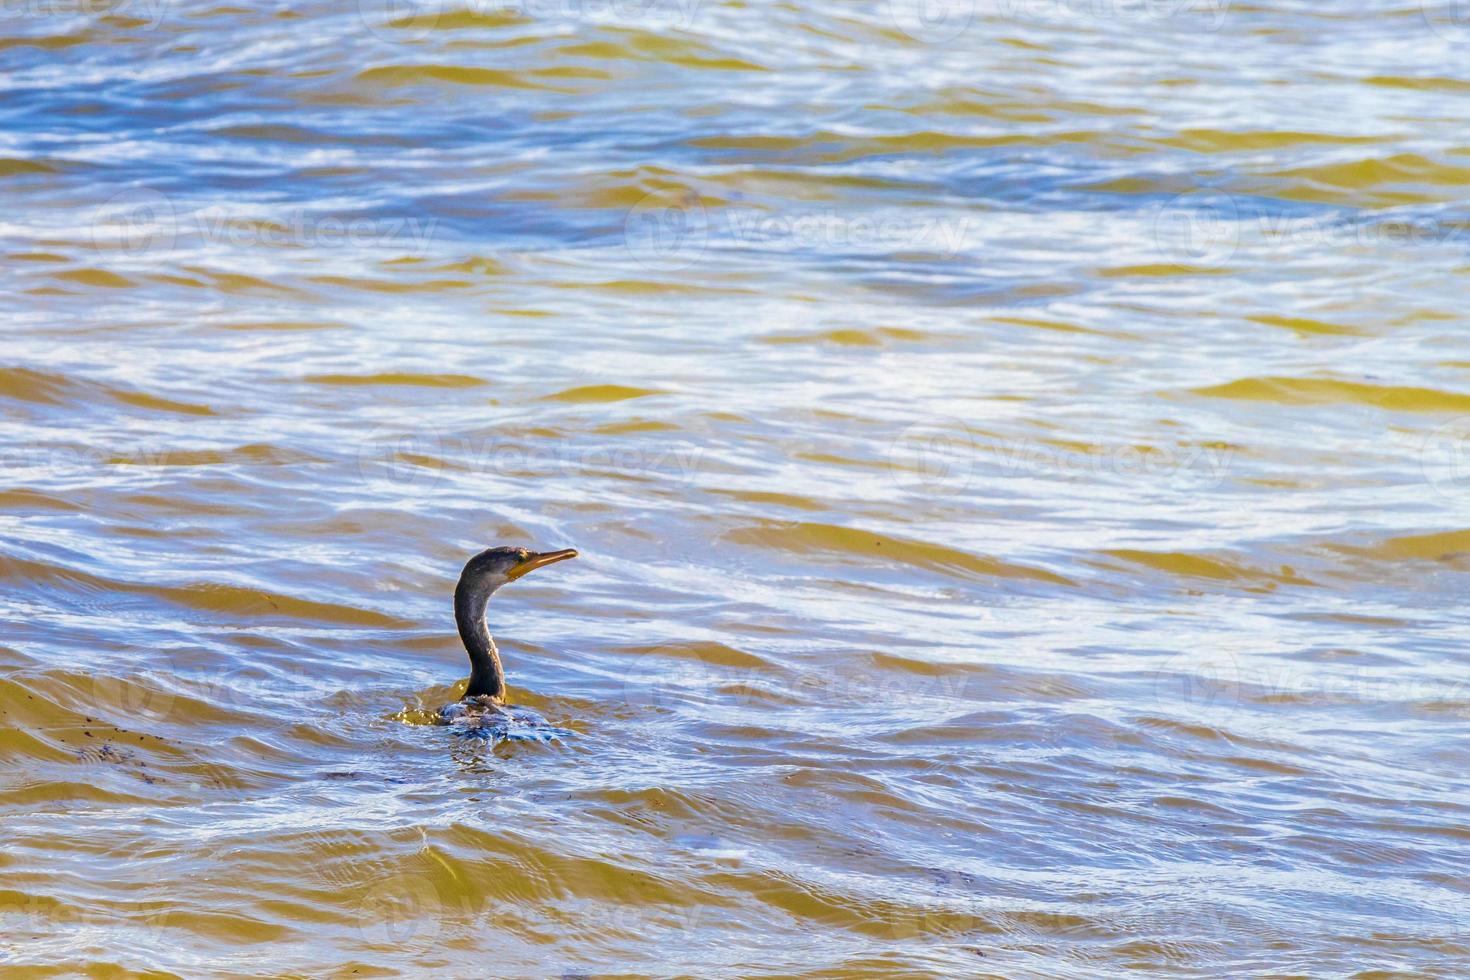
left=453, top=545, right=578, bottom=701
left=459, top=545, right=578, bottom=595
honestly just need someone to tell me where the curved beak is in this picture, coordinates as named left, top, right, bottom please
left=508, top=548, right=578, bottom=581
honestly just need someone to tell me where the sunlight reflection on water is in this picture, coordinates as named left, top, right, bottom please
left=1, top=0, right=1469, bottom=974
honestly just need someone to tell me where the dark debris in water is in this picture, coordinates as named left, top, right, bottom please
left=319, top=770, right=411, bottom=784
left=73, top=734, right=157, bottom=785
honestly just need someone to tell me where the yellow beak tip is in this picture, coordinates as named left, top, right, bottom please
left=510, top=548, right=579, bottom=579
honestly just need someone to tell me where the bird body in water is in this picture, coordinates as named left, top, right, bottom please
left=439, top=545, right=577, bottom=738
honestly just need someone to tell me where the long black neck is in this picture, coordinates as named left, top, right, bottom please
left=454, top=579, right=505, bottom=700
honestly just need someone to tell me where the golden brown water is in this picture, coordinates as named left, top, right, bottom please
left=3, top=0, right=1470, bottom=975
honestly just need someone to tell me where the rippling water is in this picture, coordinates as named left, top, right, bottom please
left=4, top=0, right=1470, bottom=974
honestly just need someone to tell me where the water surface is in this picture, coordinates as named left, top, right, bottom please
left=2, top=0, right=1470, bottom=975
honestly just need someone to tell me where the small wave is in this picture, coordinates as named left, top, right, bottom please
left=725, top=520, right=1073, bottom=585
left=1093, top=548, right=1316, bottom=588
left=541, top=384, right=666, bottom=403
left=1190, top=376, right=1470, bottom=412
left=303, top=372, right=487, bottom=388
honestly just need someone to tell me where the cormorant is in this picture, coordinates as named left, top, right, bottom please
left=438, top=545, right=577, bottom=733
